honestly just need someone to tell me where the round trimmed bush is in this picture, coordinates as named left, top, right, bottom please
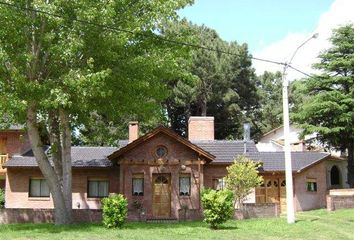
left=201, top=188, right=234, bottom=229
left=101, top=194, right=128, bottom=228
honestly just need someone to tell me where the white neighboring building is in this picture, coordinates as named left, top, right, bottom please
left=256, top=125, right=307, bottom=152
left=256, top=125, right=342, bottom=157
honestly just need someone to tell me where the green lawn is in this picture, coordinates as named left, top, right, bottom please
left=1, top=209, right=354, bottom=240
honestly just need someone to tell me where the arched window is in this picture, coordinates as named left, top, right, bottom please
left=155, top=175, right=168, bottom=184
left=330, top=165, right=340, bottom=186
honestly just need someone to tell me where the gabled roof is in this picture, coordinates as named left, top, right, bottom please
left=261, top=124, right=303, bottom=139
left=261, top=125, right=284, bottom=138
left=4, top=147, right=117, bottom=168
left=259, top=151, right=332, bottom=172
left=108, top=127, right=215, bottom=162
left=191, top=140, right=261, bottom=163
left=4, top=126, right=334, bottom=173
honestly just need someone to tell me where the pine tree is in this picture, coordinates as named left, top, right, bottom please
left=294, top=24, right=354, bottom=186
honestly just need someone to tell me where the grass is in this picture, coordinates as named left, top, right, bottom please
left=0, top=209, right=354, bottom=240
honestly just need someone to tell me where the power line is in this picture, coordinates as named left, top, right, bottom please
left=288, top=65, right=312, bottom=78
left=0, top=1, right=313, bottom=76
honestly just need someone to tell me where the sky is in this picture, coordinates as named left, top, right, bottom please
left=179, top=0, right=354, bottom=80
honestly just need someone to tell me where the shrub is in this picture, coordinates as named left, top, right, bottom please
left=0, top=189, right=4, bottom=208
left=101, top=194, right=128, bottom=228
left=201, top=188, right=234, bottom=229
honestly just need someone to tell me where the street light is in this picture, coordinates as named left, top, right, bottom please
left=282, top=33, right=318, bottom=224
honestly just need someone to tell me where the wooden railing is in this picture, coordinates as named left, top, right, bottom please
left=0, top=154, right=8, bottom=169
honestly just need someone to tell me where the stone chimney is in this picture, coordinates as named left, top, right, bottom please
left=129, top=121, right=139, bottom=143
left=188, top=116, right=214, bottom=141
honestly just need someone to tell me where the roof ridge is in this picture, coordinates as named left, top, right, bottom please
left=71, top=146, right=117, bottom=148
left=259, top=151, right=330, bottom=154
left=192, top=140, right=255, bottom=143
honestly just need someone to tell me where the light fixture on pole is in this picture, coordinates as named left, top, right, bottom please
left=282, top=33, right=318, bottom=224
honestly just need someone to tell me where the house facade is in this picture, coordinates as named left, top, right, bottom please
left=3, top=117, right=346, bottom=220
left=0, top=125, right=30, bottom=189
left=256, top=124, right=349, bottom=191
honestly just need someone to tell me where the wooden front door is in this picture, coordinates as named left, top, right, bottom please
left=266, top=179, right=279, bottom=203
left=256, top=177, right=287, bottom=213
left=152, top=174, right=171, bottom=217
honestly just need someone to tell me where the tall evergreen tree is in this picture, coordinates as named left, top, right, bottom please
left=294, top=24, right=354, bottom=186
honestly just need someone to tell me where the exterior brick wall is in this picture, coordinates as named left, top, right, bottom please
left=0, top=209, right=102, bottom=224
left=0, top=130, right=31, bottom=156
left=178, top=203, right=279, bottom=221
left=0, top=204, right=279, bottom=224
left=327, top=195, right=354, bottom=211
left=293, top=161, right=327, bottom=211
left=203, top=164, right=228, bottom=189
left=178, top=208, right=203, bottom=221
left=188, top=117, right=214, bottom=141
left=234, top=203, right=279, bottom=219
left=5, top=167, right=119, bottom=209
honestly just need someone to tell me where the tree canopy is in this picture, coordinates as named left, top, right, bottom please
left=164, top=21, right=261, bottom=140
left=0, top=0, right=192, bottom=224
left=256, top=71, right=283, bottom=133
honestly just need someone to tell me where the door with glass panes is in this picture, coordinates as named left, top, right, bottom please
left=152, top=174, right=171, bottom=217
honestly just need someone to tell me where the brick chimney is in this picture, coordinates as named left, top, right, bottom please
left=128, top=121, right=139, bottom=143
left=188, top=116, right=214, bottom=141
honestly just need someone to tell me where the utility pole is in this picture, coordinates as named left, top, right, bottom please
left=282, top=33, right=318, bottom=224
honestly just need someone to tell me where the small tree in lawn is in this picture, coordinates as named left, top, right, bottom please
left=225, top=155, right=263, bottom=207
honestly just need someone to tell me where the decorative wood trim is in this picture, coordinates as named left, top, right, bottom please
left=119, top=159, right=204, bottom=166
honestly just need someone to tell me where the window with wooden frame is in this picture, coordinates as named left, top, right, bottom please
left=306, top=178, right=317, bottom=192
left=179, top=174, right=191, bottom=196
left=132, top=174, right=144, bottom=196
left=87, top=179, right=109, bottom=198
left=29, top=178, right=50, bottom=197
left=212, top=177, right=226, bottom=190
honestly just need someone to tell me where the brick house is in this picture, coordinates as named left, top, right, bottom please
left=2, top=117, right=347, bottom=220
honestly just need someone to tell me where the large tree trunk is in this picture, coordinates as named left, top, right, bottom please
left=48, top=111, right=63, bottom=184
left=26, top=103, right=72, bottom=224
left=347, top=141, right=354, bottom=187
left=59, top=108, right=73, bottom=222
